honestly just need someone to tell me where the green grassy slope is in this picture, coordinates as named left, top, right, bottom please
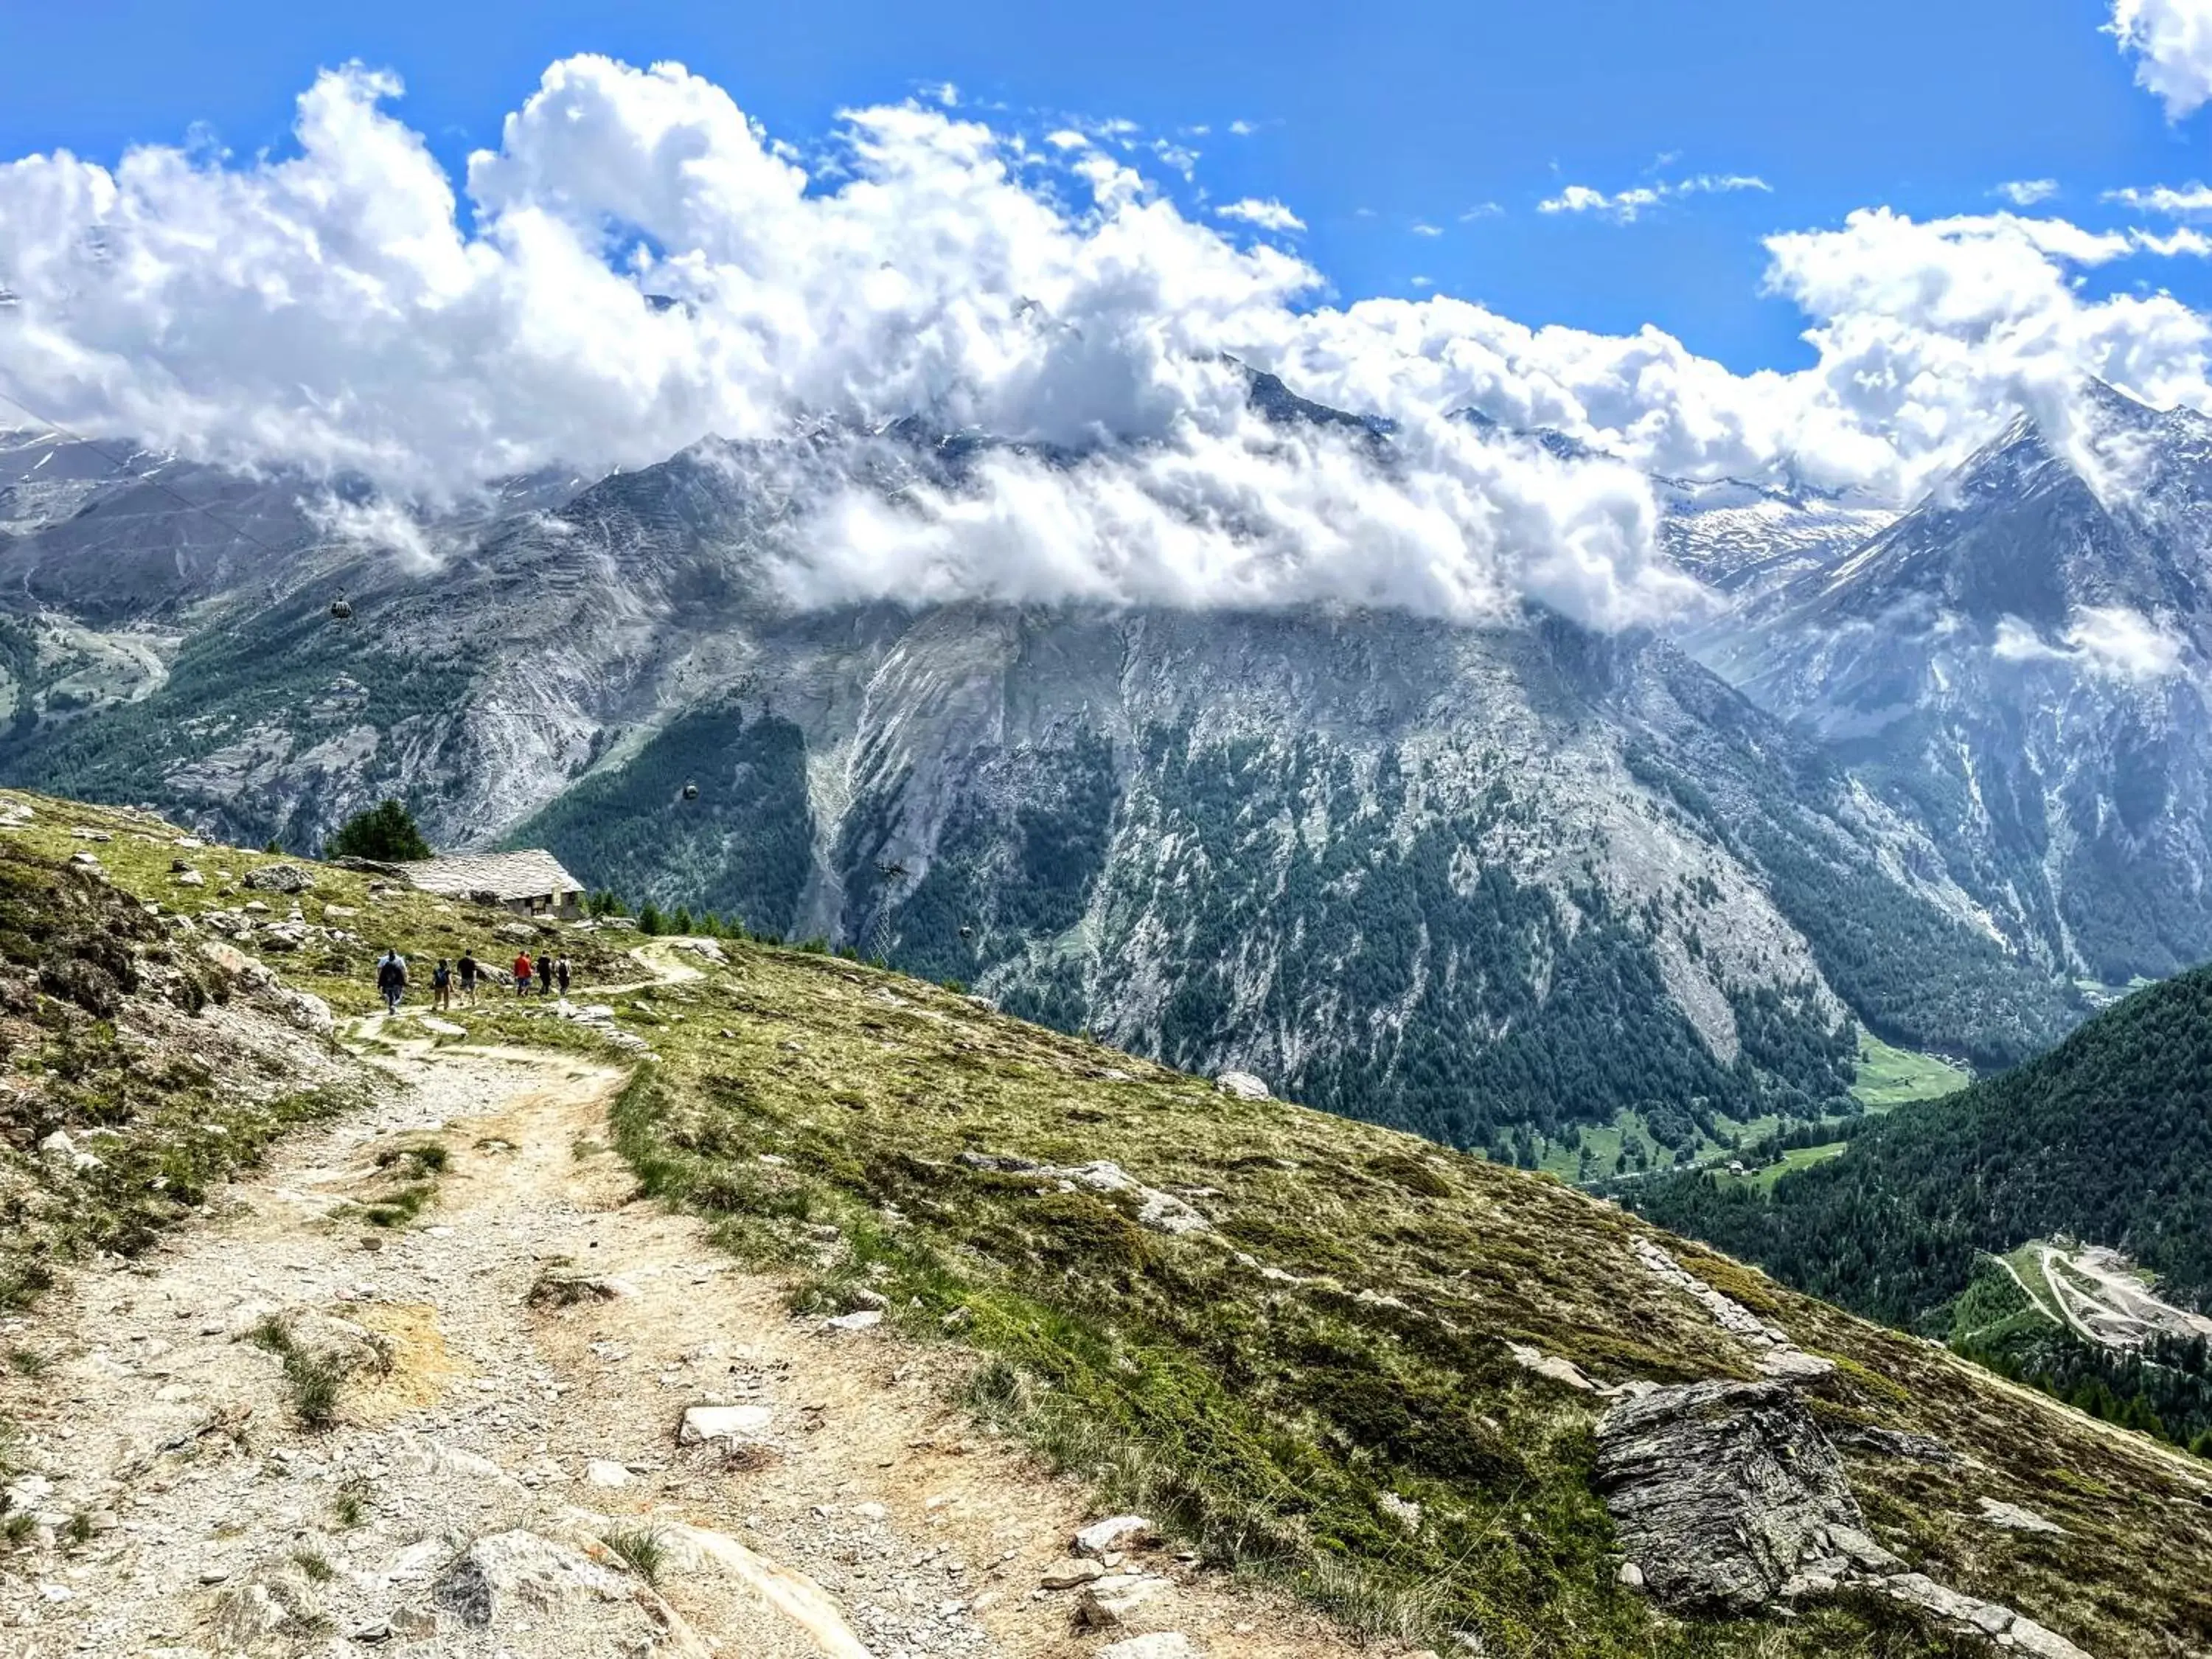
left=0, top=834, right=361, bottom=1304
left=1540, top=1032, right=1964, bottom=1186
left=7, top=790, right=2210, bottom=1658
left=1850, top=1031, right=1970, bottom=1110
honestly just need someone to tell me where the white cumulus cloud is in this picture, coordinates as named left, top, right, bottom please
left=769, top=406, right=1701, bottom=630
left=2065, top=604, right=2189, bottom=677
left=1994, top=179, right=2060, bottom=206
left=1, top=58, right=2211, bottom=628
left=2109, top=0, right=2212, bottom=116
left=1214, top=197, right=1305, bottom=232
left=2107, top=179, right=2212, bottom=213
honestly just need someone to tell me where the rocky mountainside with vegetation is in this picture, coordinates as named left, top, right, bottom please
left=0, top=786, right=2202, bottom=1656
left=0, top=387, right=2084, bottom=1164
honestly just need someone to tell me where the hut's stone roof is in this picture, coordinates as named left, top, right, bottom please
left=397, top=849, right=582, bottom=902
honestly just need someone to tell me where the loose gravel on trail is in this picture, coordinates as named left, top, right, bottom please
left=0, top=1018, right=1368, bottom=1659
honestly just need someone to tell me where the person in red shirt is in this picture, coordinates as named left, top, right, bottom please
left=512, top=950, right=533, bottom=997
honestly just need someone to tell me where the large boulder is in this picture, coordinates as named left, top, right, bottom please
left=1074, top=1576, right=1173, bottom=1629
left=678, top=1404, right=773, bottom=1445
left=199, top=940, right=276, bottom=992
left=258, top=920, right=310, bottom=952
left=1073, top=1514, right=1154, bottom=1557
left=1594, top=1380, right=1898, bottom=1613
left=193, top=940, right=330, bottom=1033
left=243, top=863, right=314, bottom=894
left=266, top=987, right=335, bottom=1037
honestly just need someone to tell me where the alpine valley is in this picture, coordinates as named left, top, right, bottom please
left=1, top=373, right=2202, bottom=1168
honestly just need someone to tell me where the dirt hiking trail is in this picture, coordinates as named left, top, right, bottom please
left=0, top=1018, right=1373, bottom=1659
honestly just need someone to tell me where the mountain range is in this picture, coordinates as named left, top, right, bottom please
left=3, top=373, right=2204, bottom=1159
left=1700, top=380, right=2212, bottom=987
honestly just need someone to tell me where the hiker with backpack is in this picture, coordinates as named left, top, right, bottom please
left=457, top=950, right=479, bottom=1005
left=375, top=949, right=406, bottom=1015
left=431, top=958, right=453, bottom=1011
left=555, top=955, right=571, bottom=998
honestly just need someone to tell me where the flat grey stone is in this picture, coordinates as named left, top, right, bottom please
left=677, top=1404, right=773, bottom=1444
left=1074, top=1514, right=1153, bottom=1557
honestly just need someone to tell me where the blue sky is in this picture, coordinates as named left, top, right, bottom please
left=1, top=0, right=2201, bottom=375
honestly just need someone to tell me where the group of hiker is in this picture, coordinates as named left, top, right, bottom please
left=372, top=945, right=574, bottom=1014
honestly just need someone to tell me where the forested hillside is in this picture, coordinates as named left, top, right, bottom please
left=1629, top=964, right=2212, bottom=1444
left=1629, top=963, right=2212, bottom=1319
left=508, top=703, right=819, bottom=936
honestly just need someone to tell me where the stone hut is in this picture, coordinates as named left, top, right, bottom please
left=397, top=849, right=585, bottom=919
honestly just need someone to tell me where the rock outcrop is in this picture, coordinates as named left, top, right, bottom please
left=1596, top=1380, right=1896, bottom=1612
left=1598, top=1382, right=2093, bottom=1657
left=957, top=1152, right=1214, bottom=1236
left=1834, top=1424, right=1956, bottom=1463
left=242, top=862, right=314, bottom=894
left=1632, top=1238, right=1834, bottom=1380
left=1978, top=1497, right=2067, bottom=1536
left=1881, top=1575, right=2092, bottom=1658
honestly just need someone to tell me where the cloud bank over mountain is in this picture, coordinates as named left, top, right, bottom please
left=1, top=55, right=2209, bottom=625
left=1993, top=605, right=2190, bottom=681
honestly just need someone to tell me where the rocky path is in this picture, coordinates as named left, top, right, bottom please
left=0, top=1018, right=1369, bottom=1659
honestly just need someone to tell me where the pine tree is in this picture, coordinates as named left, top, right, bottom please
left=325, top=799, right=432, bottom=863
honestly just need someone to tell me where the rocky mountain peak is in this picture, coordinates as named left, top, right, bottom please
left=1688, top=378, right=2212, bottom=985
left=1757, top=380, right=2212, bottom=639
